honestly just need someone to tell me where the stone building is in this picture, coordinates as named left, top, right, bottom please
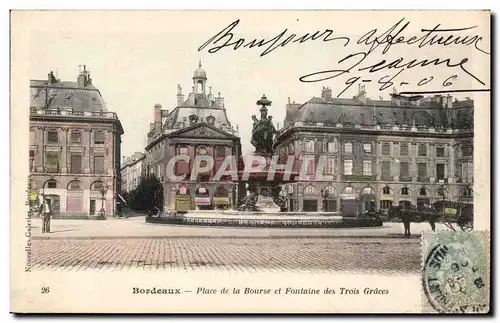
left=144, top=62, right=243, bottom=211
left=29, top=66, right=124, bottom=218
left=120, top=152, right=146, bottom=193
left=274, top=85, right=474, bottom=216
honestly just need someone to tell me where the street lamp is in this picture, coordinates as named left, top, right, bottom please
left=321, top=189, right=330, bottom=212
left=99, top=185, right=108, bottom=217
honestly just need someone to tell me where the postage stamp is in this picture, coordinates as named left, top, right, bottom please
left=422, top=231, right=490, bottom=313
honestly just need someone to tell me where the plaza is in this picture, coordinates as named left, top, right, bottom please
left=28, top=215, right=450, bottom=274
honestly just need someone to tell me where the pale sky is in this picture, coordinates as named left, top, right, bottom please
left=24, top=11, right=490, bottom=158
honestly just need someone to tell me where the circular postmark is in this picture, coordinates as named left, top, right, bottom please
left=422, top=232, right=488, bottom=313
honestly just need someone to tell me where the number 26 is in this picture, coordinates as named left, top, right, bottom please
left=41, top=287, right=50, bottom=294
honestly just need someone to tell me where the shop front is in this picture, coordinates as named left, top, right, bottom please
left=360, top=187, right=376, bottom=213
left=175, top=186, right=192, bottom=213
left=340, top=186, right=357, bottom=216
left=195, top=186, right=212, bottom=210
left=302, top=185, right=318, bottom=212
left=213, top=186, right=231, bottom=210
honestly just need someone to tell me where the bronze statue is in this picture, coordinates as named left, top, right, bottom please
left=251, top=105, right=277, bottom=154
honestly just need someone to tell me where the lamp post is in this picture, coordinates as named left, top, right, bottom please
left=99, top=185, right=108, bottom=218
left=322, top=189, right=330, bottom=212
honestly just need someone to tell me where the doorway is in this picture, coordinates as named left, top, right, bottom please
left=90, top=199, right=96, bottom=215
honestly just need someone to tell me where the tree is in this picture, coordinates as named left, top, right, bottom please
left=126, top=175, right=163, bottom=212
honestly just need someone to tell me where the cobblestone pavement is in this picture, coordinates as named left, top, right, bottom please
left=30, top=237, right=421, bottom=274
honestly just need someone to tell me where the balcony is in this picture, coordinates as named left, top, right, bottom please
left=278, top=121, right=474, bottom=136
left=343, top=175, right=377, bottom=182
left=30, top=107, right=118, bottom=120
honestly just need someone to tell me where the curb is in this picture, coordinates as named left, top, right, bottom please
left=31, top=234, right=422, bottom=240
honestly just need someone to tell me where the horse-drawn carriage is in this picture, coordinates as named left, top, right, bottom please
left=388, top=201, right=473, bottom=232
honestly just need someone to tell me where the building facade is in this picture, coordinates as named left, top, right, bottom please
left=120, top=152, right=146, bottom=193
left=29, top=67, right=124, bottom=218
left=274, top=86, right=474, bottom=216
left=144, top=62, right=243, bottom=211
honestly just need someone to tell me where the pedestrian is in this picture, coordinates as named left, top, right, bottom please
left=41, top=199, right=52, bottom=233
left=428, top=211, right=436, bottom=232
left=401, top=209, right=411, bottom=238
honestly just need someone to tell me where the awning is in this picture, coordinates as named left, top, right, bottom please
left=380, top=196, right=394, bottom=201
left=29, top=192, right=38, bottom=201
left=195, top=197, right=212, bottom=206
left=213, top=197, right=230, bottom=205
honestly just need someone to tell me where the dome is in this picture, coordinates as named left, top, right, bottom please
left=193, top=61, right=207, bottom=79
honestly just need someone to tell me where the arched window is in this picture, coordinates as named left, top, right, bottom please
left=419, top=188, right=427, bottom=196
left=325, top=186, right=336, bottom=195
left=67, top=180, right=81, bottom=190
left=342, top=186, right=354, bottom=194
left=382, top=187, right=391, bottom=195
left=91, top=181, right=104, bottom=191
left=303, top=185, right=317, bottom=195
left=401, top=187, right=409, bottom=195
left=362, top=187, right=374, bottom=195
left=46, top=180, right=57, bottom=189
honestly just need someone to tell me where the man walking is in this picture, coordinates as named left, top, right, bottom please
left=41, top=199, right=52, bottom=233
left=401, top=208, right=412, bottom=238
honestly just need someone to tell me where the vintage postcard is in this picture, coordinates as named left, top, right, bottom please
left=10, top=10, right=490, bottom=314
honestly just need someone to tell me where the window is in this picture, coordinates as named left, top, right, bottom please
left=436, top=147, right=445, bottom=157
left=462, top=162, right=474, bottom=182
left=363, top=160, right=372, bottom=176
left=305, top=140, right=315, bottom=153
left=343, top=187, right=354, bottom=194
left=94, top=155, right=105, bottom=174
left=436, top=164, right=445, bottom=180
left=94, top=131, right=105, bottom=144
left=92, top=181, right=103, bottom=190
left=304, top=185, right=317, bottom=195
left=45, top=152, right=59, bottom=173
left=215, top=146, right=226, bottom=158
left=70, top=154, right=82, bottom=174
left=362, top=187, right=374, bottom=195
left=29, top=150, right=34, bottom=172
left=47, top=130, right=58, bottom=144
left=178, top=146, right=188, bottom=156
left=69, top=181, right=81, bottom=190
left=419, top=188, right=427, bottom=196
left=400, top=162, right=409, bottom=180
left=380, top=200, right=392, bottom=209
left=71, top=131, right=81, bottom=144
left=327, top=142, right=336, bottom=153
left=418, top=163, right=427, bottom=179
left=344, top=142, right=352, bottom=154
left=463, top=188, right=473, bottom=197
left=401, top=187, right=409, bottom=195
left=363, top=143, right=371, bottom=153
left=47, top=180, right=57, bottom=189
left=382, top=143, right=391, bottom=155
left=325, top=157, right=335, bottom=174
left=418, top=144, right=427, bottom=156
left=382, top=161, right=391, bottom=180
left=400, top=143, right=408, bottom=156
left=344, top=160, right=353, bottom=175
left=382, top=187, right=391, bottom=195
left=462, top=144, right=473, bottom=156
left=307, top=158, right=316, bottom=175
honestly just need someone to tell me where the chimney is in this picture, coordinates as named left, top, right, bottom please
left=77, top=65, right=88, bottom=87
left=321, top=87, right=332, bottom=101
left=177, top=84, right=185, bottom=106
left=154, top=104, right=162, bottom=135
left=288, top=97, right=291, bottom=104
left=445, top=94, right=453, bottom=108
left=356, top=85, right=367, bottom=103
left=214, top=92, right=224, bottom=109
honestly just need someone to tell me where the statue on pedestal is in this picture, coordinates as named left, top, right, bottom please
left=251, top=95, right=277, bottom=154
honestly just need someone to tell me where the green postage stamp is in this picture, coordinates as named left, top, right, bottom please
left=422, top=231, right=490, bottom=313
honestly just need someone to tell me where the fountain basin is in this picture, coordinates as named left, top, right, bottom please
left=146, top=211, right=383, bottom=228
